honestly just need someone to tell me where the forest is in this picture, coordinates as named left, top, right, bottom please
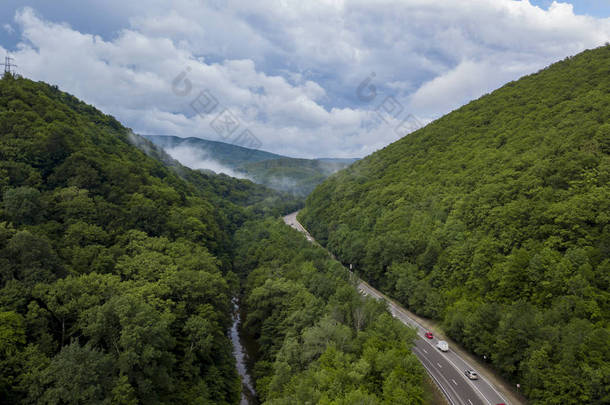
left=233, top=218, right=428, bottom=404
left=2, top=44, right=608, bottom=405
left=0, top=73, right=430, bottom=404
left=299, top=45, right=610, bottom=404
left=0, top=74, right=301, bottom=404
left=145, top=135, right=356, bottom=196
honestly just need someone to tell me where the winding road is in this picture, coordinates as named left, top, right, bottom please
left=283, top=211, right=513, bottom=405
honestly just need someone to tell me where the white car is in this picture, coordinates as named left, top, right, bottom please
left=464, top=369, right=478, bottom=380
left=436, top=340, right=449, bottom=352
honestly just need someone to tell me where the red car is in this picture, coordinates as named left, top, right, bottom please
left=424, top=332, right=434, bottom=339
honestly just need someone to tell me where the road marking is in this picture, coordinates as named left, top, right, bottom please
left=442, top=353, right=493, bottom=405
left=419, top=335, right=502, bottom=405
left=413, top=348, right=461, bottom=405
left=447, top=354, right=510, bottom=404
left=452, top=379, right=458, bottom=386
left=437, top=362, right=442, bottom=368
left=468, top=400, right=473, bottom=405
left=423, top=349, right=428, bottom=354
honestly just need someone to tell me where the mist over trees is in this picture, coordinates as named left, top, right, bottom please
left=145, top=135, right=356, bottom=197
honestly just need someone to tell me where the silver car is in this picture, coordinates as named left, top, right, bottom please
left=464, top=369, right=478, bottom=380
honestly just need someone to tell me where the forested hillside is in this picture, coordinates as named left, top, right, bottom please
left=233, top=219, right=428, bottom=404
left=0, top=74, right=432, bottom=404
left=0, top=74, right=297, bottom=404
left=300, top=45, right=610, bottom=404
left=144, top=135, right=284, bottom=167
left=145, top=135, right=356, bottom=196
left=239, top=157, right=356, bottom=196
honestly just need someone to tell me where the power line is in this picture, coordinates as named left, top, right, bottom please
left=1, top=56, right=17, bottom=75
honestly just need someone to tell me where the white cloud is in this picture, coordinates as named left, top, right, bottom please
left=3, top=2, right=610, bottom=158
left=409, top=60, right=516, bottom=115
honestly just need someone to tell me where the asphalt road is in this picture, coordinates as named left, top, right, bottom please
left=283, top=211, right=510, bottom=405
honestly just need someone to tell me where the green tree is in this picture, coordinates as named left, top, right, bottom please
left=3, top=186, right=43, bottom=225
left=27, top=341, right=114, bottom=405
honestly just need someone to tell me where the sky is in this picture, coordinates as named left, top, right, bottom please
left=1, top=0, right=609, bottom=159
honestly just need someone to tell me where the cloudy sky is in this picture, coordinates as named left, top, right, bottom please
left=1, top=1, right=609, bottom=158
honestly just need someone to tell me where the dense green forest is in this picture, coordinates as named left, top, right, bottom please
left=233, top=218, right=427, bottom=404
left=0, top=74, right=429, bottom=404
left=239, top=157, right=356, bottom=197
left=300, top=45, right=610, bottom=404
left=145, top=135, right=356, bottom=196
left=0, top=73, right=300, bottom=404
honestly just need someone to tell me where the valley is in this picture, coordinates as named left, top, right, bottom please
left=0, top=6, right=607, bottom=403
left=144, top=135, right=357, bottom=196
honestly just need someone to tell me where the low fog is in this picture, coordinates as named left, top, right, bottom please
left=165, top=145, right=249, bottom=179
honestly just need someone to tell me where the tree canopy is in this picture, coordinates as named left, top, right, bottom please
left=0, top=74, right=299, bottom=404
left=300, top=45, right=610, bottom=404
left=234, top=218, right=427, bottom=404
left=0, top=72, right=427, bottom=404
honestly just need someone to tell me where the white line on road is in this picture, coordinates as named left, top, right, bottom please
left=448, top=353, right=509, bottom=404
left=442, top=353, right=493, bottom=405
left=452, top=379, right=458, bottom=386
left=437, top=363, right=443, bottom=368
left=283, top=213, right=511, bottom=405
left=423, top=349, right=428, bottom=354
left=413, top=348, right=460, bottom=405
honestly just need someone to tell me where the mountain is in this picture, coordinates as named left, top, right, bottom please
left=299, top=45, right=610, bottom=404
left=239, top=157, right=357, bottom=196
left=0, top=74, right=300, bottom=404
left=144, top=135, right=283, bottom=167
left=0, top=75, right=430, bottom=404
left=144, top=135, right=357, bottom=196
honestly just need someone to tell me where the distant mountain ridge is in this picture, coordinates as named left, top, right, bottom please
left=143, top=135, right=284, bottom=166
left=144, top=135, right=358, bottom=196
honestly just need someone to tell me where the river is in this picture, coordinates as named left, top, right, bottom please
left=230, top=297, right=258, bottom=405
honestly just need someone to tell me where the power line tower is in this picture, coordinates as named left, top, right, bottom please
left=1, top=56, right=17, bottom=75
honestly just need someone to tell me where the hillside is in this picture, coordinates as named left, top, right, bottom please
left=240, top=157, right=356, bottom=196
left=0, top=74, right=297, bottom=404
left=144, top=135, right=283, bottom=167
left=144, top=135, right=357, bottom=196
left=0, top=74, right=430, bottom=405
left=299, top=45, right=610, bottom=404
left=233, top=218, right=429, bottom=404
